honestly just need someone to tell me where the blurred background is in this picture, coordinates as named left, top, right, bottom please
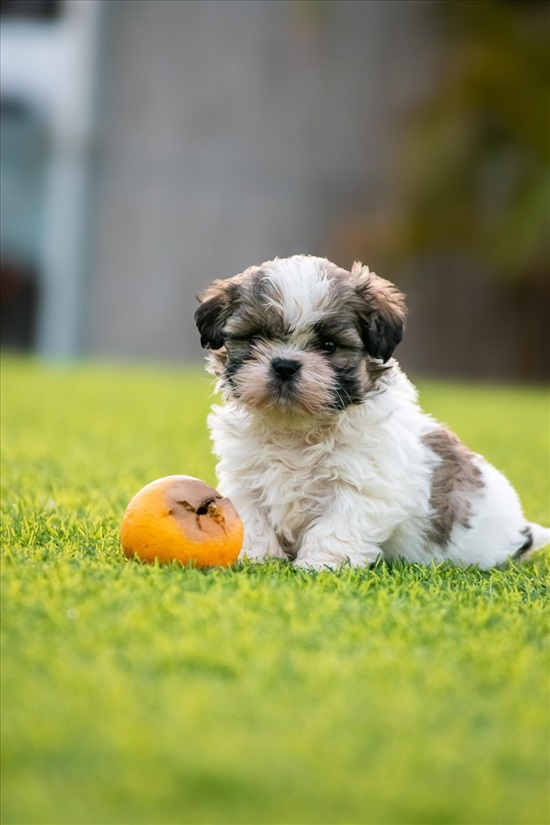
left=1, top=0, right=548, bottom=380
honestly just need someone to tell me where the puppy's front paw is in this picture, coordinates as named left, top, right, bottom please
left=238, top=549, right=266, bottom=563
left=294, top=556, right=340, bottom=571
left=238, top=539, right=288, bottom=563
left=295, top=539, right=381, bottom=571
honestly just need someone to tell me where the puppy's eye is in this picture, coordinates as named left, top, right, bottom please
left=320, top=340, right=337, bottom=354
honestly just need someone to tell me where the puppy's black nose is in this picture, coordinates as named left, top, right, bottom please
left=271, top=358, right=301, bottom=381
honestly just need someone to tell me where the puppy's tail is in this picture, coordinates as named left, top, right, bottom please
left=515, top=522, right=550, bottom=560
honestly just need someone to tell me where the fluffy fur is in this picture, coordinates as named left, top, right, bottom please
left=195, top=255, right=549, bottom=570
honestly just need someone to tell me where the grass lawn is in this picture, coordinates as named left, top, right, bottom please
left=2, top=357, right=549, bottom=825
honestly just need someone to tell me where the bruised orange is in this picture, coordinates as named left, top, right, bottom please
left=120, top=475, right=243, bottom=568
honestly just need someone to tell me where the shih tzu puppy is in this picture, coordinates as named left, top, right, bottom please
left=195, top=255, right=549, bottom=570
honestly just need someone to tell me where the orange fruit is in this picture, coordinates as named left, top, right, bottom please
left=120, top=475, right=243, bottom=568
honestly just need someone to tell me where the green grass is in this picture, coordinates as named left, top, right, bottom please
left=2, top=357, right=549, bottom=825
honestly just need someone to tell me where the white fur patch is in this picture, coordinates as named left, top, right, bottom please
left=262, top=256, right=338, bottom=330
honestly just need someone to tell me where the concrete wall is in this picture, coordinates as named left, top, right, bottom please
left=86, top=0, right=431, bottom=362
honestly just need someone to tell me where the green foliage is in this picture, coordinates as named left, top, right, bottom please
left=2, top=359, right=549, bottom=825
left=384, top=0, right=550, bottom=280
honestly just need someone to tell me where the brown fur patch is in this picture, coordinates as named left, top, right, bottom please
left=195, top=266, right=263, bottom=350
left=422, top=427, right=484, bottom=547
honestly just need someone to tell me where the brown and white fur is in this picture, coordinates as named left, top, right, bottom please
left=195, top=255, right=549, bottom=570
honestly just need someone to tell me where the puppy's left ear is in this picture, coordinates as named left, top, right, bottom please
left=194, top=279, right=239, bottom=350
left=351, top=262, right=406, bottom=362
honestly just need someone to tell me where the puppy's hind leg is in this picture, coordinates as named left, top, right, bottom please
left=513, top=522, right=550, bottom=561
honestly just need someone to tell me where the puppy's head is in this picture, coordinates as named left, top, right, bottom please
left=195, top=255, right=406, bottom=416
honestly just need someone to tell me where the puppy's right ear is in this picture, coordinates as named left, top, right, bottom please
left=194, top=280, right=236, bottom=350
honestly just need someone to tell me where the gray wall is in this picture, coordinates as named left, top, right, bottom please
left=86, top=0, right=431, bottom=362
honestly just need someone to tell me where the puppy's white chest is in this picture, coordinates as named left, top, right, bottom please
left=212, top=410, right=340, bottom=556
left=256, top=447, right=335, bottom=552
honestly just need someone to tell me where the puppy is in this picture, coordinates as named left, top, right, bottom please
left=195, top=255, right=549, bottom=570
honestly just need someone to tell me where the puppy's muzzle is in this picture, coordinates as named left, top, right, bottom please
left=271, top=358, right=301, bottom=382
